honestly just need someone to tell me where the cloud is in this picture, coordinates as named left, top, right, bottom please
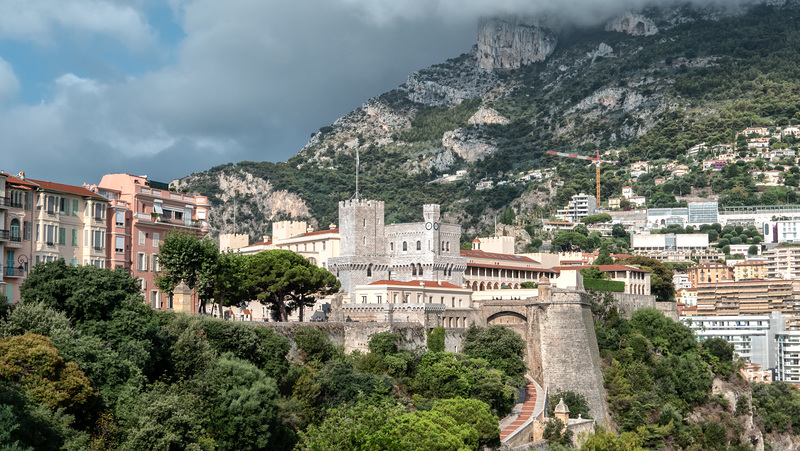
left=0, top=57, right=20, bottom=102
left=337, top=0, right=755, bottom=26
left=0, top=0, right=155, bottom=50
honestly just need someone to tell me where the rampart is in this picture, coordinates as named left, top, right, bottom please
left=257, top=322, right=426, bottom=356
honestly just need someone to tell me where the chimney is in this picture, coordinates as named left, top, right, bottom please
left=17, top=171, right=25, bottom=180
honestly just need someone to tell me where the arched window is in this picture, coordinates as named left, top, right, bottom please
left=9, top=219, right=20, bottom=240
left=403, top=241, right=407, bottom=251
left=412, top=264, right=417, bottom=276
left=367, top=264, right=372, bottom=277
left=416, top=240, right=421, bottom=251
left=441, top=241, right=445, bottom=251
left=390, top=242, right=394, bottom=251
left=418, top=263, right=423, bottom=276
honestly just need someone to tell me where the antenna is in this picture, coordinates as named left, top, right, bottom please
left=355, top=149, right=360, bottom=200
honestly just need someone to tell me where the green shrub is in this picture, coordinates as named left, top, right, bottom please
left=583, top=278, right=625, bottom=292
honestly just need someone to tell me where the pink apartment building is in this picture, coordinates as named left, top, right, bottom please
left=90, top=174, right=209, bottom=312
left=1, top=173, right=36, bottom=303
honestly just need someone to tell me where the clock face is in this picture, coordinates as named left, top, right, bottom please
left=425, top=222, right=432, bottom=230
left=433, top=222, right=439, bottom=230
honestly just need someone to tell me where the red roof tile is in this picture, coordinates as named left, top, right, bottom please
left=297, top=228, right=339, bottom=237
left=552, top=264, right=650, bottom=273
left=461, top=249, right=539, bottom=264
left=1, top=173, right=39, bottom=188
left=25, top=177, right=106, bottom=200
left=366, top=280, right=465, bottom=290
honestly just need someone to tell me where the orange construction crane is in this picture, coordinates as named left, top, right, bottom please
left=546, top=150, right=619, bottom=204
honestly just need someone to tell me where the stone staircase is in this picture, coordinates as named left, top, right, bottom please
left=499, top=377, right=539, bottom=442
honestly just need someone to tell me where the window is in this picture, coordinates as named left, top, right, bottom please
left=9, top=219, right=20, bottom=241
left=361, top=295, right=367, bottom=304
left=403, top=241, right=407, bottom=251
left=35, top=225, right=40, bottom=242
left=376, top=295, right=382, bottom=303
left=72, top=199, right=79, bottom=216
left=72, top=229, right=78, bottom=246
left=59, top=198, right=67, bottom=215
left=115, top=210, right=125, bottom=226
left=153, top=233, right=159, bottom=248
left=138, top=278, right=146, bottom=290
left=416, top=240, right=421, bottom=250
left=58, top=227, right=66, bottom=245
left=137, top=253, right=147, bottom=271
left=92, top=230, right=104, bottom=250
left=70, top=258, right=77, bottom=266
left=153, top=202, right=163, bottom=214
left=367, top=264, right=372, bottom=277
left=390, top=242, right=394, bottom=251
left=416, top=294, right=422, bottom=303
left=150, top=290, right=160, bottom=309
left=115, top=237, right=125, bottom=253
left=151, top=254, right=160, bottom=272
left=139, top=231, right=146, bottom=246
left=23, top=221, right=31, bottom=241
left=167, top=295, right=173, bottom=309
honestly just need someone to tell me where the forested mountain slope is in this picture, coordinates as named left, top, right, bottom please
left=176, top=1, right=800, bottom=240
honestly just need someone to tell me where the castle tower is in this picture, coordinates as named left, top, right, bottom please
left=339, top=199, right=385, bottom=257
left=423, top=204, right=440, bottom=224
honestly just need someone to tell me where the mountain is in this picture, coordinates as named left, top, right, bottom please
left=175, top=1, right=800, bottom=241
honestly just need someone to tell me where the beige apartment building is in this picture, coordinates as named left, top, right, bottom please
left=696, top=279, right=800, bottom=316
left=230, top=220, right=340, bottom=270
left=688, top=262, right=733, bottom=288
left=733, top=260, right=769, bottom=281
left=26, top=177, right=109, bottom=268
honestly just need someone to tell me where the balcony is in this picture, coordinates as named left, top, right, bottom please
left=3, top=266, right=25, bottom=278
left=0, top=197, right=9, bottom=208
left=0, top=229, right=8, bottom=241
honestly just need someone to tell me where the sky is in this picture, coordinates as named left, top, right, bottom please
left=0, top=0, right=747, bottom=186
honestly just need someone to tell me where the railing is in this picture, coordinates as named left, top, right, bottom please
left=9, top=234, right=21, bottom=242
left=0, top=230, right=8, bottom=240
left=0, top=197, right=10, bottom=207
left=3, top=266, right=25, bottom=277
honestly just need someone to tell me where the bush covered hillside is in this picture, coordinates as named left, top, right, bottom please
left=177, top=3, right=800, bottom=240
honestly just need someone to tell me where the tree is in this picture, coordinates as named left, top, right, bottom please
left=581, top=213, right=612, bottom=224
left=156, top=231, right=220, bottom=314
left=461, top=325, right=526, bottom=379
left=617, top=256, right=675, bottom=302
left=499, top=207, right=516, bottom=225
left=427, top=327, right=445, bottom=353
left=594, top=242, right=614, bottom=265
left=748, top=245, right=759, bottom=255
left=248, top=250, right=340, bottom=322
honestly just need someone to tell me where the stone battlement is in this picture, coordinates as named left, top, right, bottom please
left=340, top=199, right=384, bottom=208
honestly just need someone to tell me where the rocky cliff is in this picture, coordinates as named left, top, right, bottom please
left=477, top=17, right=558, bottom=71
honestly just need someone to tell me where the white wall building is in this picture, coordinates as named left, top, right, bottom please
left=632, top=232, right=709, bottom=252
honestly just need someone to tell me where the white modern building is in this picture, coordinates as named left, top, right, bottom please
left=631, top=232, right=710, bottom=252
left=557, top=193, right=598, bottom=223
left=775, top=331, right=800, bottom=384
left=682, top=313, right=783, bottom=371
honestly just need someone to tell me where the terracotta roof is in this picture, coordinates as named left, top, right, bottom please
left=552, top=265, right=650, bottom=273
left=733, top=260, right=768, bottom=266
left=1, top=173, right=39, bottom=188
left=366, top=280, right=465, bottom=290
left=297, top=228, right=339, bottom=237
left=689, top=263, right=730, bottom=269
left=242, top=309, right=251, bottom=315
left=461, top=249, right=539, bottom=264
left=25, top=177, right=106, bottom=200
left=241, top=239, right=272, bottom=248
left=467, top=262, right=556, bottom=273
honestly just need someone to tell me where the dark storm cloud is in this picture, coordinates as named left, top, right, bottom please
left=0, top=0, right=763, bottom=184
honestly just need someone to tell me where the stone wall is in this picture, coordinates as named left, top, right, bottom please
left=611, top=292, right=656, bottom=318
left=257, top=322, right=427, bottom=356
left=534, top=288, right=609, bottom=422
left=655, top=301, right=679, bottom=321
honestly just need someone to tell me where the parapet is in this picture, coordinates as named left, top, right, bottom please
left=340, top=199, right=385, bottom=208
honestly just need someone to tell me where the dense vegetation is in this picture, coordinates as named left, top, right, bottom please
left=0, top=262, right=526, bottom=450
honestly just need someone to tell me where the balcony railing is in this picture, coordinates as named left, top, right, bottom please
left=0, top=230, right=9, bottom=240
left=3, top=266, right=25, bottom=277
left=0, top=197, right=10, bottom=208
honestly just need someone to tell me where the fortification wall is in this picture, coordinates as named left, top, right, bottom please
left=611, top=292, right=656, bottom=318
left=257, top=322, right=427, bottom=356
left=535, top=289, right=609, bottom=422
left=655, top=301, right=679, bottom=321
